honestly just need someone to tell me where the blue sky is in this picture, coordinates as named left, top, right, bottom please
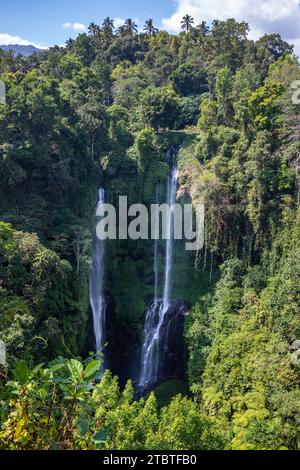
left=0, top=0, right=174, bottom=47
left=1, top=0, right=300, bottom=54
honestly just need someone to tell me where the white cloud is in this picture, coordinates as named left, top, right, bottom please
left=114, top=17, right=126, bottom=29
left=162, top=0, right=300, bottom=53
left=113, top=17, right=142, bottom=30
left=0, top=33, right=47, bottom=49
left=62, top=22, right=86, bottom=32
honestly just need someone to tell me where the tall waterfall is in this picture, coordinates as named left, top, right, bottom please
left=89, top=187, right=106, bottom=352
left=154, top=186, right=160, bottom=301
left=139, top=151, right=180, bottom=390
left=163, top=165, right=179, bottom=312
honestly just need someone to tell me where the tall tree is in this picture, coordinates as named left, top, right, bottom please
left=143, top=18, right=158, bottom=36
left=181, top=15, right=194, bottom=34
left=65, top=38, right=75, bottom=50
left=88, top=22, right=101, bottom=37
left=116, top=25, right=126, bottom=36
left=102, top=17, right=115, bottom=39
left=196, top=20, right=209, bottom=36
left=124, top=18, right=138, bottom=36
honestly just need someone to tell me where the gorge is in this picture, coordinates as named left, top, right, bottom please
left=1, top=18, right=300, bottom=450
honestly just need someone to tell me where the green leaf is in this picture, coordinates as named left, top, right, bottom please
left=40, top=388, right=48, bottom=399
left=59, top=383, right=72, bottom=395
left=49, top=363, right=66, bottom=374
left=84, top=360, right=101, bottom=380
left=67, top=359, right=83, bottom=380
left=31, top=363, right=44, bottom=375
left=78, top=419, right=90, bottom=437
left=93, top=428, right=109, bottom=444
left=13, top=360, right=29, bottom=384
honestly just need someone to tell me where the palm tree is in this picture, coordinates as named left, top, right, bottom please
left=116, top=25, right=127, bottom=37
left=102, top=17, right=114, bottom=39
left=65, top=38, right=75, bottom=50
left=88, top=22, right=101, bottom=37
left=212, top=19, right=220, bottom=29
left=181, top=15, right=194, bottom=34
left=143, top=18, right=158, bottom=36
left=124, top=18, right=138, bottom=35
left=196, top=21, right=209, bottom=37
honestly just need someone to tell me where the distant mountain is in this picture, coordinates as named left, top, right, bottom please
left=0, top=44, right=41, bottom=56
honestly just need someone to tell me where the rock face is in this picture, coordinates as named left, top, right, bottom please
left=291, top=340, right=300, bottom=351
left=291, top=340, right=300, bottom=365
left=156, top=300, right=188, bottom=382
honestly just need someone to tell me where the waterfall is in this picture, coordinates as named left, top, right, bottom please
left=154, top=186, right=159, bottom=300
left=89, top=187, right=106, bottom=352
left=139, top=149, right=180, bottom=390
left=163, top=165, right=179, bottom=312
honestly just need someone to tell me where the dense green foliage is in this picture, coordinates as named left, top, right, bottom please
left=1, top=16, right=300, bottom=450
left=0, top=359, right=225, bottom=450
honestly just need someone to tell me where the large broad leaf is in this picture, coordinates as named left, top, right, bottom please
left=84, top=360, right=101, bottom=380
left=93, top=428, right=109, bottom=444
left=31, top=363, right=44, bottom=375
left=58, top=383, right=72, bottom=395
left=13, top=360, right=29, bottom=384
left=67, top=359, right=84, bottom=380
left=78, top=419, right=90, bottom=437
left=49, top=363, right=66, bottom=374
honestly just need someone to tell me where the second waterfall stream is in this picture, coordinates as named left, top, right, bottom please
left=89, top=187, right=106, bottom=353
left=139, top=149, right=182, bottom=391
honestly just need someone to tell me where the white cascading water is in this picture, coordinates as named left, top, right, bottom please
left=154, top=186, right=159, bottom=300
left=139, top=155, right=179, bottom=389
left=89, top=187, right=106, bottom=352
left=163, top=165, right=178, bottom=312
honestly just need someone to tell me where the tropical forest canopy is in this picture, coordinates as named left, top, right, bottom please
left=0, top=16, right=300, bottom=450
